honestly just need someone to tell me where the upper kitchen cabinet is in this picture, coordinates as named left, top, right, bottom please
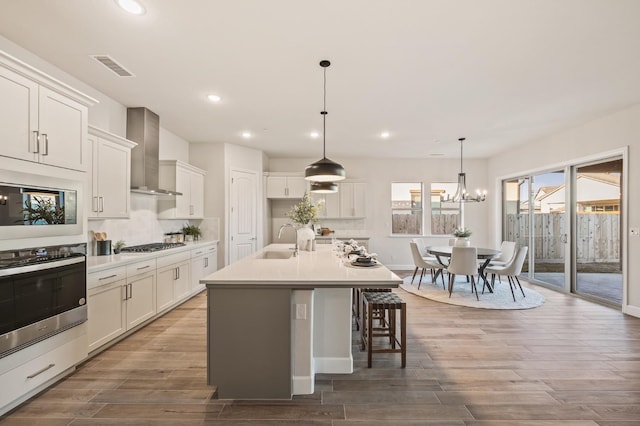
left=158, top=160, right=206, bottom=219
left=266, top=175, right=307, bottom=199
left=339, top=182, right=366, bottom=218
left=0, top=51, right=96, bottom=172
left=87, top=126, right=137, bottom=219
left=310, top=191, right=340, bottom=218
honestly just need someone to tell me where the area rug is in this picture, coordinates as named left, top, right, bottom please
left=399, top=276, right=545, bottom=310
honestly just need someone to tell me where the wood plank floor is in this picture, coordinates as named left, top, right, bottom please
left=2, top=274, right=640, bottom=425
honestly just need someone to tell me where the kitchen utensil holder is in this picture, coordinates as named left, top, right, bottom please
left=96, top=240, right=112, bottom=256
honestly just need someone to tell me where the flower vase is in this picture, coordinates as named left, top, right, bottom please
left=454, top=237, right=471, bottom=247
left=297, top=223, right=316, bottom=251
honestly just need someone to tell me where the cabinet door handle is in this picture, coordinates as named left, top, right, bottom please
left=27, top=363, right=55, bottom=379
left=99, top=197, right=104, bottom=212
left=123, top=285, right=128, bottom=301
left=204, top=258, right=208, bottom=268
left=99, top=274, right=118, bottom=281
left=128, top=283, right=133, bottom=299
left=93, top=196, right=99, bottom=212
left=41, top=133, right=49, bottom=156
left=177, top=267, right=180, bottom=279
left=32, top=131, right=40, bottom=153
left=137, top=265, right=150, bottom=271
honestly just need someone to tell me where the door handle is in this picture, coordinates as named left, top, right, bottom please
left=99, top=196, right=104, bottom=212
left=93, top=196, right=99, bottom=212
left=32, top=131, right=40, bottom=153
left=41, top=133, right=49, bottom=156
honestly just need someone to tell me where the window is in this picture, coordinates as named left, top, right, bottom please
left=430, top=182, right=460, bottom=234
left=391, top=182, right=422, bottom=235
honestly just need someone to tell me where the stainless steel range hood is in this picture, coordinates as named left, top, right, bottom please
left=127, top=107, right=182, bottom=196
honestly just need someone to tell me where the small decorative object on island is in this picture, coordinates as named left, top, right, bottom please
left=286, top=194, right=318, bottom=250
left=182, top=223, right=202, bottom=241
left=453, top=227, right=472, bottom=247
left=113, top=240, right=126, bottom=254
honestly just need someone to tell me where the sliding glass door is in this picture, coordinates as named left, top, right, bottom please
left=503, top=156, right=623, bottom=306
left=573, top=159, right=623, bottom=304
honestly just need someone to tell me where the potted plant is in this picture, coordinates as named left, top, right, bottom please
left=182, top=223, right=202, bottom=241
left=452, top=227, right=472, bottom=246
left=113, top=240, right=126, bottom=254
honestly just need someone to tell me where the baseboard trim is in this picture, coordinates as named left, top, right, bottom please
left=292, top=375, right=314, bottom=395
left=314, top=356, right=353, bottom=374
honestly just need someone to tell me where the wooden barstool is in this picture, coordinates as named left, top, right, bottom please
left=360, top=292, right=406, bottom=368
left=353, top=287, right=391, bottom=331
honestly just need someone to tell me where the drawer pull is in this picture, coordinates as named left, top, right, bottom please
left=99, top=274, right=118, bottom=281
left=27, top=363, right=55, bottom=379
left=137, top=265, right=151, bottom=270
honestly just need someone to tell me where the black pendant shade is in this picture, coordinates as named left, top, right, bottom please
left=305, top=59, right=346, bottom=184
left=310, top=181, right=338, bottom=193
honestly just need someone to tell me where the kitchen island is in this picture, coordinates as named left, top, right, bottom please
left=201, top=243, right=401, bottom=399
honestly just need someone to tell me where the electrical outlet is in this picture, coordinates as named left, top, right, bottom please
left=631, top=228, right=640, bottom=237
left=295, top=304, right=307, bottom=320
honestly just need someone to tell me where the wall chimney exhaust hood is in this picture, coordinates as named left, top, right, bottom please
left=127, top=107, right=182, bottom=196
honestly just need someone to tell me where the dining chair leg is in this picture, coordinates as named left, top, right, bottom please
left=515, top=276, right=526, bottom=297
left=411, top=267, right=418, bottom=284
left=439, top=269, right=446, bottom=290
left=418, top=268, right=425, bottom=289
left=471, top=275, right=479, bottom=301
left=507, top=276, right=516, bottom=302
left=448, top=273, right=455, bottom=297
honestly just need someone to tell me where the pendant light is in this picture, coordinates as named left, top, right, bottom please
left=305, top=60, right=346, bottom=184
left=310, top=181, right=338, bottom=193
left=441, top=138, right=487, bottom=203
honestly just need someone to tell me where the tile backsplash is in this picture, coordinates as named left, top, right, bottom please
left=87, top=193, right=218, bottom=255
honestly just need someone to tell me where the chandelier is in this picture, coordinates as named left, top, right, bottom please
left=305, top=60, right=345, bottom=191
left=441, top=137, right=486, bottom=203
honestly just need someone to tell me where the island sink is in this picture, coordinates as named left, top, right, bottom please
left=257, top=250, right=295, bottom=259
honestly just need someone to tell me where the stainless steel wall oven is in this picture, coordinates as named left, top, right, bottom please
left=0, top=243, right=87, bottom=358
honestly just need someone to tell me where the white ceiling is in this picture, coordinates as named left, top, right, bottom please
left=1, top=0, right=640, bottom=159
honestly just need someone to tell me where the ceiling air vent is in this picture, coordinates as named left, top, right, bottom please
left=91, top=55, right=135, bottom=77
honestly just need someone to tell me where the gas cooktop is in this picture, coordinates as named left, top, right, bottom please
left=119, top=242, right=186, bottom=253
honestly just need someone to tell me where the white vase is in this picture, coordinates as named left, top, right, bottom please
left=454, top=237, right=470, bottom=247
left=297, top=224, right=316, bottom=251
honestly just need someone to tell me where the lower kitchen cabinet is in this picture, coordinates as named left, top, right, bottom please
left=87, top=259, right=157, bottom=353
left=0, top=325, right=87, bottom=415
left=190, top=243, right=218, bottom=291
left=157, top=252, right=191, bottom=312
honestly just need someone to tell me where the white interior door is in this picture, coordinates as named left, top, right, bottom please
left=229, top=169, right=258, bottom=263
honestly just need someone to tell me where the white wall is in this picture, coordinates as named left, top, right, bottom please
left=487, top=103, right=640, bottom=316
left=268, top=157, right=490, bottom=269
left=159, top=128, right=190, bottom=162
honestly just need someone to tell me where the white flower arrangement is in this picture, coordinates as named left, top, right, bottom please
left=286, top=193, right=318, bottom=225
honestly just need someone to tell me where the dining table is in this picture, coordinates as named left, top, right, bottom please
left=426, top=245, right=501, bottom=292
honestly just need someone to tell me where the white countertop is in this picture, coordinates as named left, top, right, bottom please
left=87, top=240, right=218, bottom=273
left=202, top=243, right=400, bottom=289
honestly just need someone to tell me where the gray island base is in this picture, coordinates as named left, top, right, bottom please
left=202, top=244, right=401, bottom=399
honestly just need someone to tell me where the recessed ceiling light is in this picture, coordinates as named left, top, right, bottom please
left=207, top=94, right=221, bottom=103
left=310, top=131, right=320, bottom=138
left=380, top=131, right=390, bottom=139
left=116, top=0, right=146, bottom=15
left=242, top=132, right=252, bottom=139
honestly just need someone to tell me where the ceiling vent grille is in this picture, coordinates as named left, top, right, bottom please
left=91, top=55, right=135, bottom=77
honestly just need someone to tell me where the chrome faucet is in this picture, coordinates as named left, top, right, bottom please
left=278, top=223, right=298, bottom=257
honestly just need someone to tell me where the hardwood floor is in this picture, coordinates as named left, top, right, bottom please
left=2, top=274, right=640, bottom=425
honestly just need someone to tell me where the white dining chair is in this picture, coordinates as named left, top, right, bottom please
left=409, top=241, right=446, bottom=290
left=484, top=246, right=529, bottom=301
left=489, top=241, right=517, bottom=267
left=447, top=246, right=479, bottom=300
left=411, top=238, right=439, bottom=262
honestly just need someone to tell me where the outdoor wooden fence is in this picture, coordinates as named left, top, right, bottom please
left=505, top=213, right=620, bottom=263
left=392, top=214, right=458, bottom=236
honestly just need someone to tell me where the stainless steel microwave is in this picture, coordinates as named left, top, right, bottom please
left=0, top=171, right=83, bottom=241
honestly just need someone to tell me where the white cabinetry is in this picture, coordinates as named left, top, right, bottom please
left=87, top=266, right=127, bottom=352
left=190, top=243, right=218, bottom=292
left=0, top=51, right=95, bottom=171
left=87, top=126, right=136, bottom=219
left=156, top=252, right=191, bottom=312
left=310, top=191, right=340, bottom=218
left=125, top=259, right=157, bottom=329
left=158, top=160, right=206, bottom=219
left=0, top=326, right=87, bottom=415
left=266, top=176, right=307, bottom=199
left=339, top=182, right=366, bottom=218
